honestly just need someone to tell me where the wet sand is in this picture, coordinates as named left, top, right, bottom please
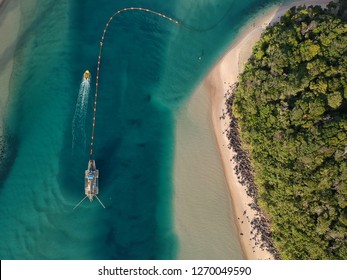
left=207, top=0, right=332, bottom=259
left=174, top=0, right=332, bottom=259
left=174, top=83, right=244, bottom=259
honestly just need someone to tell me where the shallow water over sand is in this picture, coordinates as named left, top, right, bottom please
left=0, top=0, right=278, bottom=259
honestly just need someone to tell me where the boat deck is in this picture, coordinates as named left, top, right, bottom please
left=84, top=160, right=99, bottom=200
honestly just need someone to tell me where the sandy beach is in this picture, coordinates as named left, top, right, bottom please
left=174, top=82, right=244, bottom=259
left=207, top=0, right=332, bottom=259
left=0, top=0, right=21, bottom=136
left=174, top=0, right=332, bottom=259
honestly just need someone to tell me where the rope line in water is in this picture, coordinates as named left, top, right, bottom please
left=89, top=7, right=193, bottom=159
left=88, top=5, right=235, bottom=158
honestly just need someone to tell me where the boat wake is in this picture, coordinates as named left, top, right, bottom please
left=72, top=76, right=91, bottom=151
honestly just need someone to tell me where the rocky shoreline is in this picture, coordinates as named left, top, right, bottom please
left=222, top=84, right=280, bottom=259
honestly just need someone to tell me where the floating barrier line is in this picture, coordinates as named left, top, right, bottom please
left=88, top=5, right=236, bottom=158
left=89, top=7, right=199, bottom=159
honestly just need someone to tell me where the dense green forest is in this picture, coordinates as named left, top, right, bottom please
left=230, top=2, right=347, bottom=259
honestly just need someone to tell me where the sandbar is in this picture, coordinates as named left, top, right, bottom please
left=175, top=0, right=332, bottom=259
left=207, top=0, right=332, bottom=259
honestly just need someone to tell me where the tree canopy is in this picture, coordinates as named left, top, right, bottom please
left=231, top=3, right=347, bottom=259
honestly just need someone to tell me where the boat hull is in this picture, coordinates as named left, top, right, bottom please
left=83, top=70, right=90, bottom=81
left=85, top=160, right=99, bottom=201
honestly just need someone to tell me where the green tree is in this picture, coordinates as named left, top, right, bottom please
left=328, top=91, right=343, bottom=108
left=227, top=4, right=347, bottom=259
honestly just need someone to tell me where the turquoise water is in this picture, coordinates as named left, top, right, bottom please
left=0, top=0, right=279, bottom=259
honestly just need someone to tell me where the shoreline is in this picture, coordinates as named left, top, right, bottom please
left=173, top=79, right=244, bottom=259
left=204, top=0, right=332, bottom=259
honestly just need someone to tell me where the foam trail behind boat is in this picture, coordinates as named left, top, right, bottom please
left=72, top=75, right=91, bottom=150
